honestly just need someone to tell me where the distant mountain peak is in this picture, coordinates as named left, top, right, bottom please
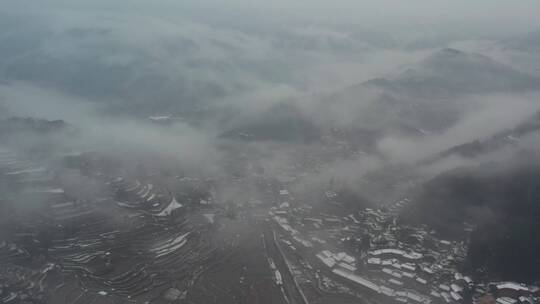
left=422, top=48, right=489, bottom=65
left=385, top=48, right=540, bottom=96
left=0, top=117, right=71, bottom=135
left=439, top=47, right=464, bottom=55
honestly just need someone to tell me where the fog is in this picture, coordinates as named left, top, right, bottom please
left=4, top=0, right=540, bottom=33
left=1, top=0, right=540, bottom=199
left=3, top=1, right=540, bottom=302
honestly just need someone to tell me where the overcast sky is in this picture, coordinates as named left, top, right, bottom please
left=3, top=0, right=540, bottom=37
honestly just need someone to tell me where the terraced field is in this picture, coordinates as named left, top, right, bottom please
left=0, top=150, right=287, bottom=303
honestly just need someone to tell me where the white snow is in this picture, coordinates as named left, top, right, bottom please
left=152, top=232, right=190, bottom=258
left=156, top=197, right=183, bottom=216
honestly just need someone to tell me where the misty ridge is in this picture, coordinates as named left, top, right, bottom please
left=1, top=1, right=540, bottom=304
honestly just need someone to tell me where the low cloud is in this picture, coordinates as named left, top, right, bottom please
left=377, top=92, right=540, bottom=164
left=1, top=1, right=540, bottom=207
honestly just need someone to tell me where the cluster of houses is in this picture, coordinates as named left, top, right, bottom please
left=268, top=187, right=540, bottom=304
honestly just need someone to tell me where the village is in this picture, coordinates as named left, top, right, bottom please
left=267, top=186, right=540, bottom=304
